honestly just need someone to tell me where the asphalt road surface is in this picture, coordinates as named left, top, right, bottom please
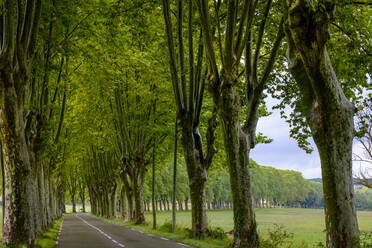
left=56, top=213, right=191, bottom=248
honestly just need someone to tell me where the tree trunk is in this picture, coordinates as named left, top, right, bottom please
left=1, top=141, right=5, bottom=233
left=290, top=52, right=360, bottom=247
left=152, top=144, right=157, bottom=229
left=72, top=195, right=76, bottom=213
left=0, top=86, right=37, bottom=245
left=217, top=86, right=259, bottom=247
left=120, top=185, right=128, bottom=220
left=185, top=197, right=189, bottom=211
left=81, top=191, right=86, bottom=213
left=133, top=174, right=145, bottom=224
left=110, top=186, right=116, bottom=218
left=189, top=174, right=208, bottom=238
left=180, top=123, right=210, bottom=238
left=172, top=117, right=178, bottom=232
left=286, top=4, right=360, bottom=244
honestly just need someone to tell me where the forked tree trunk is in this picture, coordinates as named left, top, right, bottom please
left=181, top=124, right=210, bottom=238
left=218, top=86, right=259, bottom=247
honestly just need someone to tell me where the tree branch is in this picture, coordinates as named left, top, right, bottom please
left=234, top=0, right=250, bottom=58
left=224, top=0, right=237, bottom=72
left=196, top=0, right=220, bottom=85
left=27, top=0, right=41, bottom=54
left=162, top=0, right=184, bottom=112
left=177, top=0, right=187, bottom=111
left=258, top=16, right=285, bottom=86
left=53, top=90, right=66, bottom=144
left=188, top=0, right=195, bottom=116
left=252, top=0, right=272, bottom=82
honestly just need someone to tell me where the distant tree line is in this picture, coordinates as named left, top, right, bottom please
left=137, top=159, right=372, bottom=212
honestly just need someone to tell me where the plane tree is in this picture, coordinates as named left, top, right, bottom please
left=162, top=0, right=219, bottom=238
left=192, top=0, right=285, bottom=245
left=282, top=0, right=371, bottom=246
left=0, top=0, right=87, bottom=244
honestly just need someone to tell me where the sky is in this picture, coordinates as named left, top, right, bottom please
left=250, top=95, right=370, bottom=179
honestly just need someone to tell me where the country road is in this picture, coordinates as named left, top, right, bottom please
left=56, top=214, right=191, bottom=248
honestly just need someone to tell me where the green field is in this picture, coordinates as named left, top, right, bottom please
left=144, top=208, right=372, bottom=245
left=1, top=207, right=371, bottom=247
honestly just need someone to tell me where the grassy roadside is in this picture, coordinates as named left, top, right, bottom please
left=0, top=207, right=62, bottom=248
left=33, top=216, right=63, bottom=248
left=93, top=215, right=231, bottom=248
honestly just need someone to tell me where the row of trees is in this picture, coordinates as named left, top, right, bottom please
left=67, top=159, right=372, bottom=212
left=143, top=161, right=325, bottom=211
left=0, top=0, right=92, bottom=244
left=0, top=0, right=370, bottom=247
left=161, top=0, right=371, bottom=246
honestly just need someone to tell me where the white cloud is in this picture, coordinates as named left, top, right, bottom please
left=251, top=96, right=321, bottom=179
left=251, top=95, right=371, bottom=179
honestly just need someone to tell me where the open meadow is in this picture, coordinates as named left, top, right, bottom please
left=143, top=208, right=372, bottom=245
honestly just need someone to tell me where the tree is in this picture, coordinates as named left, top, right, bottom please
left=284, top=0, right=361, bottom=245
left=0, top=0, right=69, bottom=244
left=194, top=0, right=284, bottom=245
left=0, top=0, right=42, bottom=244
left=162, top=0, right=218, bottom=238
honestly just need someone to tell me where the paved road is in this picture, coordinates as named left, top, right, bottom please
left=56, top=213, right=190, bottom=248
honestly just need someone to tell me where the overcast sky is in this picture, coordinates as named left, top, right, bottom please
left=250, top=95, right=370, bottom=179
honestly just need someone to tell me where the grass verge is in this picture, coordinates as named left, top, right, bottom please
left=33, top=216, right=63, bottom=248
left=93, top=215, right=231, bottom=248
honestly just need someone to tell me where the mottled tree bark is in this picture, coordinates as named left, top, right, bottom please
left=0, top=84, right=36, bottom=244
left=217, top=85, right=259, bottom=247
left=285, top=0, right=360, bottom=246
left=180, top=123, right=212, bottom=238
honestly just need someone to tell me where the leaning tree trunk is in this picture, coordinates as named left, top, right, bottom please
left=217, top=85, right=259, bottom=247
left=287, top=44, right=359, bottom=247
left=0, top=85, right=37, bottom=245
left=285, top=1, right=360, bottom=245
